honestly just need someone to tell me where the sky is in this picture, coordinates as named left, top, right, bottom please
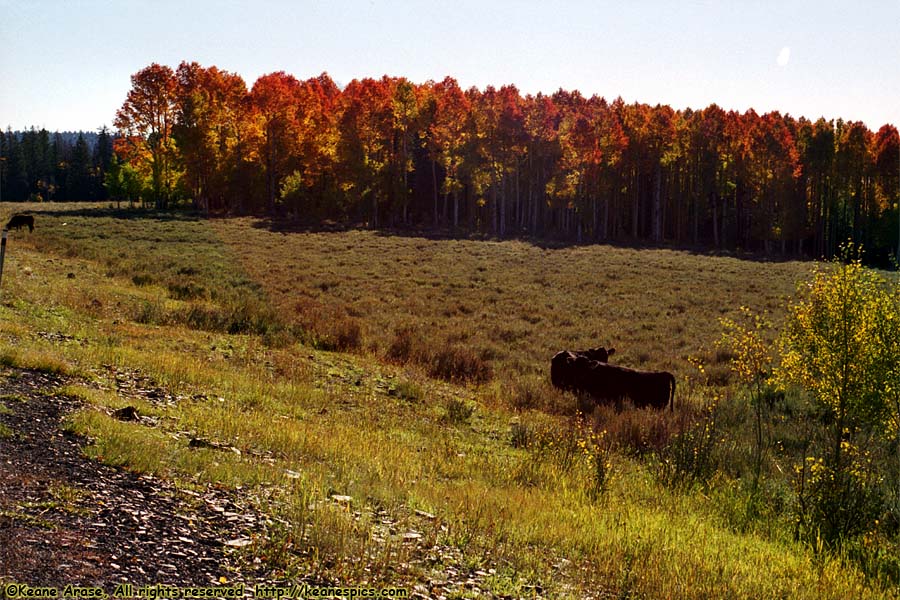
left=1, top=0, right=898, bottom=132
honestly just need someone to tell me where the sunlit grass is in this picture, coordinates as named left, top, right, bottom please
left=0, top=203, right=894, bottom=597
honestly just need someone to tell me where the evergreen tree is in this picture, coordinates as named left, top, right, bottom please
left=6, top=129, right=28, bottom=201
left=67, top=134, right=93, bottom=200
left=93, top=126, right=114, bottom=200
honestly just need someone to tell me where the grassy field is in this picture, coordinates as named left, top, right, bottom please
left=1, top=202, right=895, bottom=598
left=210, top=218, right=812, bottom=380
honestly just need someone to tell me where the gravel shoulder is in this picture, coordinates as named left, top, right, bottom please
left=0, top=368, right=270, bottom=588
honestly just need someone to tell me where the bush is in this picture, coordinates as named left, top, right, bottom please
left=794, top=450, right=885, bottom=545
left=386, top=326, right=493, bottom=384
left=428, top=345, right=492, bottom=384
left=775, top=246, right=900, bottom=547
left=293, top=298, right=364, bottom=352
left=386, top=326, right=421, bottom=363
left=509, top=419, right=532, bottom=449
left=444, top=398, right=475, bottom=424
left=134, top=299, right=167, bottom=325
left=593, top=402, right=686, bottom=457
left=175, top=296, right=286, bottom=338
left=316, top=317, right=364, bottom=352
left=132, top=273, right=154, bottom=286
left=656, top=398, right=721, bottom=488
left=167, top=281, right=206, bottom=300
left=392, top=380, right=423, bottom=402
left=502, top=376, right=577, bottom=414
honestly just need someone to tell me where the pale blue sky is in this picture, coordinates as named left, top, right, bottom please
left=1, top=0, right=898, bottom=132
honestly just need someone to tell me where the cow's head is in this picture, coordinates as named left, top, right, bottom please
left=577, top=347, right=615, bottom=363
left=550, top=350, right=576, bottom=389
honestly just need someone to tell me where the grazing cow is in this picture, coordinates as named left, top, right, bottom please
left=551, top=351, right=675, bottom=411
left=5, top=214, right=34, bottom=232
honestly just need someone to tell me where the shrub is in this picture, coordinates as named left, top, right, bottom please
left=444, top=398, right=475, bottom=424
left=181, top=303, right=227, bottom=331
left=775, top=246, right=900, bottom=547
left=794, top=452, right=884, bottom=545
left=502, top=376, right=576, bottom=414
left=393, top=380, right=423, bottom=402
left=509, top=419, right=532, bottom=449
left=134, top=299, right=167, bottom=325
left=316, top=317, right=364, bottom=352
left=167, top=281, right=206, bottom=300
left=176, top=296, right=286, bottom=339
left=593, top=403, right=687, bottom=457
left=132, top=273, right=154, bottom=286
left=656, top=397, right=721, bottom=488
left=385, top=326, right=492, bottom=383
left=386, top=326, right=421, bottom=363
left=428, top=345, right=492, bottom=384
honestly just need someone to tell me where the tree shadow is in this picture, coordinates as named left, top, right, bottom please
left=9, top=203, right=826, bottom=266
left=16, top=204, right=206, bottom=224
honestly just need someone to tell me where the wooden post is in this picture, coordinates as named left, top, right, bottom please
left=0, top=229, right=7, bottom=294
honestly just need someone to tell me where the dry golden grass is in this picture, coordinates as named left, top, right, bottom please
left=209, top=219, right=813, bottom=383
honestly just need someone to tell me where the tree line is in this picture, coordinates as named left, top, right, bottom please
left=0, top=128, right=115, bottom=203
left=8, top=61, right=900, bottom=261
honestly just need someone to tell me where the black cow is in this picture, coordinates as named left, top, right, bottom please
left=5, top=214, right=34, bottom=232
left=551, top=351, right=675, bottom=411
left=550, top=347, right=614, bottom=390
left=574, top=346, right=615, bottom=363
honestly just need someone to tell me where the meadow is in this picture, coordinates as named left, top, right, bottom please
left=1, top=202, right=895, bottom=598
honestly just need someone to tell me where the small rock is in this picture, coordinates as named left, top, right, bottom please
left=223, top=538, right=252, bottom=547
left=113, top=406, right=140, bottom=421
left=189, top=437, right=215, bottom=449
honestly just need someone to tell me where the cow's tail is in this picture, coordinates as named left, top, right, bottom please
left=668, top=373, right=676, bottom=412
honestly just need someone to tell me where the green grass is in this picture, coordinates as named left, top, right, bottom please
left=0, top=202, right=896, bottom=597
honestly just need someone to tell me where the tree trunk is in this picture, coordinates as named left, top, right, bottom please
left=499, top=175, right=506, bottom=237
left=632, top=167, right=640, bottom=238
left=492, top=179, right=499, bottom=235
left=712, top=194, right=719, bottom=248
left=371, top=192, right=378, bottom=228
left=602, top=195, right=609, bottom=240
left=692, top=189, right=699, bottom=245
left=653, top=163, right=662, bottom=242
left=515, top=162, right=520, bottom=232
left=432, top=160, right=439, bottom=227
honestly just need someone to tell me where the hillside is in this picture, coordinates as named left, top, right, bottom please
left=0, top=203, right=895, bottom=598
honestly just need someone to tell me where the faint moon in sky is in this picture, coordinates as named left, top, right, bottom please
left=777, top=47, right=791, bottom=67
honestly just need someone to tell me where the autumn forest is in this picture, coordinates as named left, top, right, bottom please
left=3, top=61, right=899, bottom=261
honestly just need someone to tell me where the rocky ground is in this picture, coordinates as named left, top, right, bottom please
left=0, top=368, right=275, bottom=588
